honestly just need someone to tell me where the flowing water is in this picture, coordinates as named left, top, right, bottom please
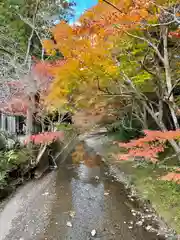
left=0, top=141, right=167, bottom=240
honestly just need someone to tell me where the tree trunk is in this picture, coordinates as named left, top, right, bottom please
left=132, top=83, right=180, bottom=159
left=162, top=26, right=180, bottom=130
left=124, top=70, right=180, bottom=160
left=26, top=106, right=33, bottom=137
left=26, top=95, right=35, bottom=137
left=144, top=102, right=180, bottom=160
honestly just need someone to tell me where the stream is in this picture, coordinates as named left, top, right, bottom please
left=0, top=140, right=167, bottom=240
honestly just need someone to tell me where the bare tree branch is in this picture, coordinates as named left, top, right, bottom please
left=102, top=0, right=122, bottom=13
left=168, top=78, right=180, bottom=100
left=122, top=30, right=165, bottom=64
left=24, top=0, right=41, bottom=64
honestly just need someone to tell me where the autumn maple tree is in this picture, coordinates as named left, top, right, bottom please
left=0, top=57, right=59, bottom=136
left=42, top=19, right=120, bottom=109
left=117, top=130, right=180, bottom=162
left=33, top=0, right=180, bottom=174
left=116, top=129, right=180, bottom=183
left=25, top=131, right=64, bottom=145
left=42, top=0, right=180, bottom=155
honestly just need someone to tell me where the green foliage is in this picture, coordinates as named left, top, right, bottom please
left=5, top=150, right=21, bottom=165
left=0, top=0, right=32, bottom=55
left=0, top=150, right=17, bottom=187
left=107, top=116, right=142, bottom=142
left=0, top=0, right=75, bottom=58
left=0, top=171, right=7, bottom=187
left=0, top=148, right=33, bottom=188
left=0, top=131, right=21, bottom=150
left=0, top=150, right=20, bottom=172
left=55, top=123, right=73, bottom=131
left=132, top=71, right=151, bottom=83
left=115, top=35, right=156, bottom=92
left=0, top=134, right=7, bottom=151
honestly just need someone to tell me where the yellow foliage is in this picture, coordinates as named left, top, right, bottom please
left=52, top=21, right=73, bottom=42
left=139, top=9, right=149, bottom=18
left=42, top=39, right=55, bottom=49
left=42, top=39, right=56, bottom=55
left=43, top=0, right=160, bottom=109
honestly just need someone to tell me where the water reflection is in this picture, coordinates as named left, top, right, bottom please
left=42, top=143, right=165, bottom=240
left=68, top=179, right=104, bottom=239
left=77, top=163, right=100, bottom=182
left=65, top=144, right=105, bottom=238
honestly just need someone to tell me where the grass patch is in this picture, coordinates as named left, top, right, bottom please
left=123, top=162, right=180, bottom=233
left=103, top=138, right=180, bottom=234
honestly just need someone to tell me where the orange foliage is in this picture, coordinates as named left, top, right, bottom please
left=41, top=0, right=177, bottom=110
left=117, top=130, right=180, bottom=162
left=33, top=58, right=66, bottom=79
left=42, top=39, right=56, bottom=55
left=40, top=0, right=159, bottom=108
left=76, top=0, right=153, bottom=37
left=25, top=131, right=64, bottom=145
left=71, top=143, right=101, bottom=167
left=41, top=17, right=118, bottom=108
left=168, top=30, right=180, bottom=38
left=83, top=153, right=101, bottom=168
left=160, top=172, right=180, bottom=183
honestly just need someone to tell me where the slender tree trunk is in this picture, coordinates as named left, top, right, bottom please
left=26, top=95, right=35, bottom=138
left=26, top=104, right=34, bottom=151
left=128, top=80, right=180, bottom=159
left=162, top=26, right=180, bottom=130
left=26, top=106, right=33, bottom=136
left=143, top=102, right=180, bottom=159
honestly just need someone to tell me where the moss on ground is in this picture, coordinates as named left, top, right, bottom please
left=119, top=162, right=180, bottom=233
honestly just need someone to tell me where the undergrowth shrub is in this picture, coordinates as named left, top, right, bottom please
left=107, top=117, right=142, bottom=142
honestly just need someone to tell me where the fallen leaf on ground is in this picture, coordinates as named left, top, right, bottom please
left=42, top=192, right=49, bottom=196
left=145, top=225, right=152, bottom=231
left=91, top=229, right=96, bottom=236
left=136, top=221, right=143, bottom=226
left=128, top=226, right=133, bottom=229
left=95, top=176, right=99, bottom=180
left=104, top=192, right=109, bottom=196
left=69, top=211, right=76, bottom=218
left=66, top=221, right=72, bottom=227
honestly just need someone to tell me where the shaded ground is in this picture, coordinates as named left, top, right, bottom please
left=0, top=140, right=167, bottom=240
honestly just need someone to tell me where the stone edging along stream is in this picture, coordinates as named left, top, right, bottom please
left=81, top=133, right=179, bottom=240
